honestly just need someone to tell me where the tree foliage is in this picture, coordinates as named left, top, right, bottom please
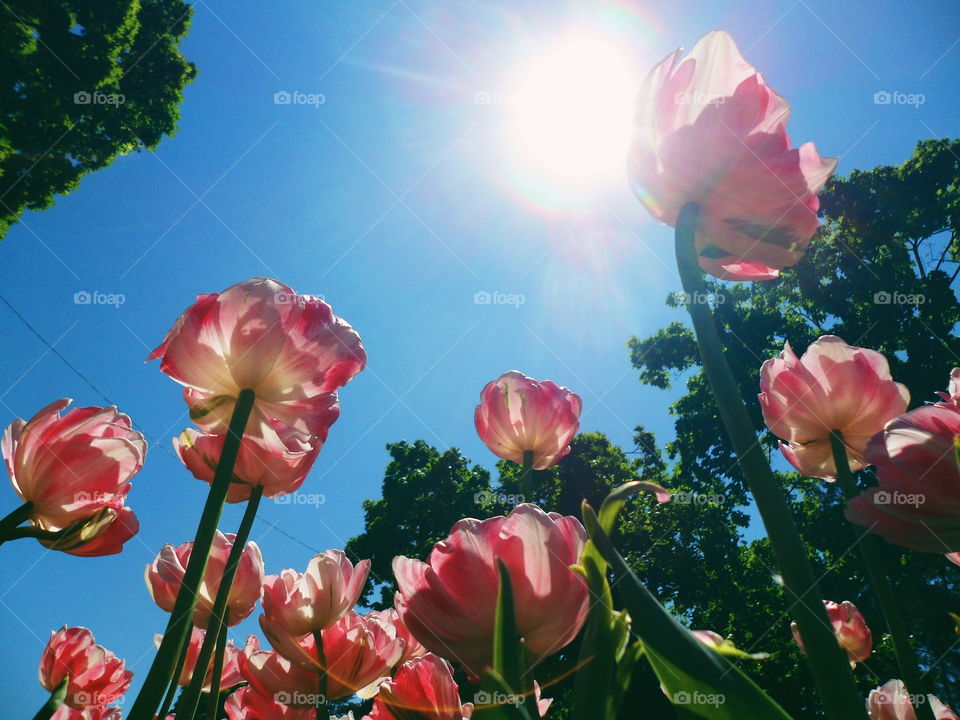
left=0, top=0, right=197, bottom=237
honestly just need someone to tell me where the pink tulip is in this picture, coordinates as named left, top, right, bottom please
left=152, top=627, right=245, bottom=689
left=627, top=30, right=837, bottom=280
left=39, top=627, right=132, bottom=709
left=175, top=423, right=323, bottom=503
left=791, top=600, right=872, bottom=667
left=759, top=336, right=909, bottom=479
left=393, top=504, right=589, bottom=676
left=49, top=504, right=140, bottom=557
left=51, top=707, right=123, bottom=720
left=225, top=686, right=316, bottom=720
left=3, top=399, right=145, bottom=532
left=258, top=610, right=403, bottom=700
left=145, top=530, right=264, bottom=627
left=367, top=654, right=473, bottom=720
left=149, top=278, right=364, bottom=446
left=867, top=680, right=959, bottom=719
left=366, top=608, right=428, bottom=666
left=262, top=550, right=370, bottom=635
left=846, top=369, right=960, bottom=552
left=474, top=371, right=582, bottom=470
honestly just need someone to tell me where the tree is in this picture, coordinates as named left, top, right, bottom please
left=0, top=0, right=197, bottom=237
left=627, top=138, right=960, bottom=714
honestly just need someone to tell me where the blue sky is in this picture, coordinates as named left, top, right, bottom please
left=1, top=0, right=958, bottom=712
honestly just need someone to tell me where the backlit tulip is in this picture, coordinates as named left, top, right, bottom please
left=3, top=399, right=145, bottom=532
left=627, top=30, right=837, bottom=280
left=867, top=680, right=959, bottom=720
left=474, top=371, right=582, bottom=470
left=39, top=626, right=132, bottom=709
left=368, top=654, right=473, bottom=720
left=393, top=504, right=589, bottom=676
left=149, top=277, right=364, bottom=446
left=759, top=336, right=909, bottom=479
left=366, top=608, right=428, bottom=667
left=46, top=504, right=140, bottom=557
left=791, top=600, right=872, bottom=667
left=846, top=369, right=960, bottom=552
left=225, top=686, right=315, bottom=720
left=153, top=626, right=244, bottom=689
left=175, top=423, right=323, bottom=503
left=262, top=550, right=371, bottom=635
left=258, top=611, right=403, bottom=700
left=146, top=530, right=264, bottom=627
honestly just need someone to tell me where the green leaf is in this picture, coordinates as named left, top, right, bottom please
left=583, top=503, right=794, bottom=720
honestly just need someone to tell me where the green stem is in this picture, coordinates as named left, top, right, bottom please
left=0, top=501, right=32, bottom=539
left=830, top=431, right=936, bottom=720
left=313, top=630, right=329, bottom=720
left=176, top=483, right=264, bottom=720
left=127, top=389, right=256, bottom=720
left=674, top=203, right=867, bottom=719
left=205, top=623, right=229, bottom=720
left=31, top=675, right=67, bottom=720
left=519, top=450, right=534, bottom=503
left=156, top=635, right=191, bottom=720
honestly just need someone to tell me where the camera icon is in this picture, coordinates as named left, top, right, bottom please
left=274, top=691, right=291, bottom=704
left=474, top=91, right=491, bottom=105
left=474, top=691, right=493, bottom=705
left=875, top=490, right=891, bottom=505
left=874, top=91, right=892, bottom=105
left=674, top=691, right=691, bottom=705
left=274, top=291, right=297, bottom=305
left=474, top=290, right=491, bottom=305
left=74, top=290, right=91, bottom=305
left=273, top=493, right=292, bottom=505
left=873, top=291, right=891, bottom=304
left=274, top=91, right=292, bottom=105
left=73, top=91, right=91, bottom=104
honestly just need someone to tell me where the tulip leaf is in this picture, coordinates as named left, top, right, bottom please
left=492, top=560, right=523, bottom=690
left=583, top=503, right=794, bottom=719
left=572, top=549, right=638, bottom=719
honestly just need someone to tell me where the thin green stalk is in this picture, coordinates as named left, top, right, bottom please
left=127, top=389, right=256, bottom=720
left=674, top=203, right=867, bottom=719
left=830, top=431, right=936, bottom=720
left=519, top=450, right=534, bottom=503
left=176, top=483, right=264, bottom=720
left=156, top=637, right=191, bottom=720
left=205, top=623, right=230, bottom=720
left=0, top=501, right=32, bottom=538
left=31, top=676, right=67, bottom=720
left=313, top=630, right=329, bottom=720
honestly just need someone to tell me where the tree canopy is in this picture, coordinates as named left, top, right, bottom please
left=0, top=0, right=196, bottom=238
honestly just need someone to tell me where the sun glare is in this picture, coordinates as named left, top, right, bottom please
left=506, top=34, right=638, bottom=191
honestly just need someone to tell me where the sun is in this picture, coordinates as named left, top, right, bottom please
left=506, top=33, right=639, bottom=191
